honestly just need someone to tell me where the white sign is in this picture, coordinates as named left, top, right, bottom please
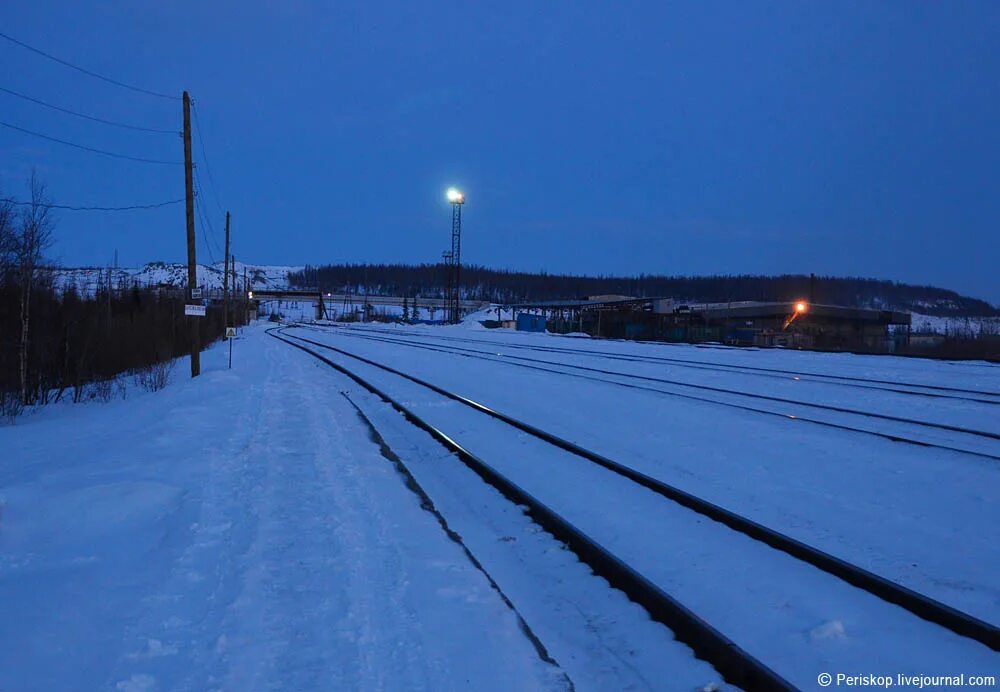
left=190, top=288, right=203, bottom=299
left=185, top=304, right=206, bottom=317
left=226, top=327, right=237, bottom=337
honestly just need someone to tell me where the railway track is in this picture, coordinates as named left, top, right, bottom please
left=300, top=324, right=1000, bottom=462
left=340, top=324, right=1000, bottom=403
left=270, top=326, right=999, bottom=690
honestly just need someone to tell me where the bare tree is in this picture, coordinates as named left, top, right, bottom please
left=0, top=196, right=15, bottom=278
left=15, top=172, right=54, bottom=405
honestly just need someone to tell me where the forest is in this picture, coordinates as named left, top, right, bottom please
left=289, top=263, right=998, bottom=317
left=0, top=179, right=234, bottom=420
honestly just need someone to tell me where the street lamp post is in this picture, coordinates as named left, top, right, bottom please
left=446, top=188, right=465, bottom=324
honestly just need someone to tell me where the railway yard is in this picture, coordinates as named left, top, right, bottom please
left=2, top=320, right=998, bottom=690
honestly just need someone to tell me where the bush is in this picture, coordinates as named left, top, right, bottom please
left=0, top=391, right=22, bottom=423
left=133, top=361, right=173, bottom=392
left=87, top=378, right=114, bottom=403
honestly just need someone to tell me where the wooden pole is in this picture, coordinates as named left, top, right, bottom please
left=231, top=256, right=237, bottom=324
left=223, top=211, right=230, bottom=332
left=182, top=91, right=200, bottom=377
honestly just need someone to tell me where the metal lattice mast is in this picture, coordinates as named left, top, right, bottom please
left=441, top=250, right=453, bottom=322
left=450, top=202, right=462, bottom=323
left=445, top=188, right=465, bottom=323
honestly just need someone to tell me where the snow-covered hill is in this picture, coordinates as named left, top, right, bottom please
left=909, top=312, right=1000, bottom=338
left=52, top=261, right=302, bottom=294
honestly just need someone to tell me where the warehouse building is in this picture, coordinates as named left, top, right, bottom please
left=508, top=298, right=911, bottom=352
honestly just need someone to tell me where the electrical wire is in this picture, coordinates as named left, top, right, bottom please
left=193, top=195, right=217, bottom=265
left=193, top=168, right=224, bottom=256
left=191, top=102, right=225, bottom=214
left=194, top=192, right=216, bottom=262
left=0, top=120, right=182, bottom=164
left=0, top=85, right=176, bottom=134
left=0, top=31, right=178, bottom=100
left=0, top=196, right=184, bottom=211
left=193, top=180, right=223, bottom=264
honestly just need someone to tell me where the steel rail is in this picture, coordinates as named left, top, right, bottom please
left=343, top=324, right=1000, bottom=400
left=299, top=326, right=1000, bottom=462
left=280, top=326, right=1000, bottom=652
left=267, top=327, right=795, bottom=691
left=326, top=326, right=1000, bottom=442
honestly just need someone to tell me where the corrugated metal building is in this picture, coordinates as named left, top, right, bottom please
left=510, top=297, right=911, bottom=352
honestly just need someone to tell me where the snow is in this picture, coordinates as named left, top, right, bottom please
left=287, top=325, right=999, bottom=689
left=3, top=319, right=998, bottom=689
left=0, top=330, right=569, bottom=691
left=51, top=261, right=301, bottom=295
left=909, top=311, right=1000, bottom=337
left=309, top=324, right=1000, bottom=623
left=257, top=299, right=317, bottom=322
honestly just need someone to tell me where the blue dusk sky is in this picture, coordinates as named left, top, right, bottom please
left=1, top=2, right=998, bottom=302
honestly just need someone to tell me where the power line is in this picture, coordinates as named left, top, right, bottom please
left=193, top=180, right=222, bottom=264
left=1, top=196, right=184, bottom=211
left=193, top=167, right=224, bottom=255
left=193, top=191, right=216, bottom=265
left=0, top=31, right=178, bottom=101
left=0, top=119, right=182, bottom=165
left=0, top=85, right=176, bottom=134
left=191, top=103, right=225, bottom=214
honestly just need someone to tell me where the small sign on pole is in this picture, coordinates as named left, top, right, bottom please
left=225, top=327, right=237, bottom=338
left=190, top=288, right=203, bottom=299
left=185, top=304, right=206, bottom=317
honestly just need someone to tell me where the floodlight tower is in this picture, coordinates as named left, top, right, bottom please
left=446, top=188, right=465, bottom=323
left=441, top=250, right=453, bottom=322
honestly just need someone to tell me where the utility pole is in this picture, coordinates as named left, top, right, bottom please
left=243, top=266, right=247, bottom=325
left=183, top=91, right=199, bottom=377
left=223, top=211, right=231, bottom=333
left=232, top=256, right=238, bottom=320
left=106, top=256, right=112, bottom=327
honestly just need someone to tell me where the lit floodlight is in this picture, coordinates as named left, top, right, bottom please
left=447, top=188, right=465, bottom=204
left=795, top=301, right=808, bottom=313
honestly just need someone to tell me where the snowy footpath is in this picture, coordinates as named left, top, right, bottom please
left=0, top=326, right=579, bottom=691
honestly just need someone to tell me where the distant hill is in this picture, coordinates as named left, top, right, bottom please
left=52, top=261, right=302, bottom=295
left=50, top=261, right=997, bottom=319
left=290, top=263, right=999, bottom=317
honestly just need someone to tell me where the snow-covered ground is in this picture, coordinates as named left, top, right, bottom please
left=259, top=300, right=444, bottom=324
left=0, top=326, right=724, bottom=691
left=281, top=323, right=1000, bottom=686
left=257, top=299, right=317, bottom=323
left=3, top=319, right=998, bottom=689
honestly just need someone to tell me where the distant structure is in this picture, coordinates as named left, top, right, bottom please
left=504, top=297, right=912, bottom=352
left=445, top=188, right=465, bottom=324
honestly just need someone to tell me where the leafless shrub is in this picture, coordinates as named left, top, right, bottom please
left=115, top=373, right=128, bottom=400
left=0, top=391, right=23, bottom=423
left=133, top=360, right=173, bottom=392
left=89, top=378, right=114, bottom=402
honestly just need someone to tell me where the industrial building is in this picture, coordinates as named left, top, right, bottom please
left=507, top=297, right=911, bottom=352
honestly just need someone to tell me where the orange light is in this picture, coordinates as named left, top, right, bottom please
left=795, top=301, right=808, bottom=314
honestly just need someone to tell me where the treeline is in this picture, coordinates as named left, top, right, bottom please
left=289, top=263, right=998, bottom=317
left=0, top=179, right=233, bottom=420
